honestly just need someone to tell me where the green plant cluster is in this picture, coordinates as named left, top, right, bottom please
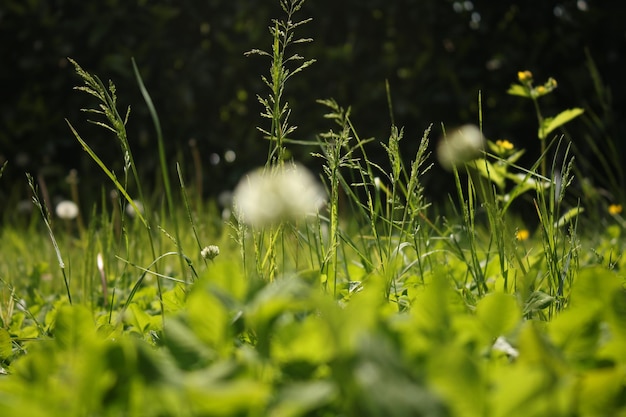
left=1, top=261, right=625, bottom=417
left=1, top=1, right=626, bottom=416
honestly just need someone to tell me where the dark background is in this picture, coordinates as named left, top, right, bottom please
left=1, top=0, right=625, bottom=219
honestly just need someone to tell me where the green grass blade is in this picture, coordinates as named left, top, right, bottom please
left=66, top=120, right=148, bottom=228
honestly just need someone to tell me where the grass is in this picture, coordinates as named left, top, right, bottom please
left=1, top=0, right=626, bottom=416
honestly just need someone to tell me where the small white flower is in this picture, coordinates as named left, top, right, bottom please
left=55, top=200, right=79, bottom=220
left=125, top=200, right=144, bottom=218
left=492, top=336, right=519, bottom=359
left=233, top=163, right=326, bottom=228
left=437, top=124, right=485, bottom=171
left=201, top=245, right=220, bottom=260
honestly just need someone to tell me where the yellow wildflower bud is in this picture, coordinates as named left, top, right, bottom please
left=536, top=86, right=547, bottom=95
left=517, top=70, right=533, bottom=82
left=608, top=204, right=622, bottom=215
left=495, top=139, right=514, bottom=150
left=515, top=229, right=530, bottom=241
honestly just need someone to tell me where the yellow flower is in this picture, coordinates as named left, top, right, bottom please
left=608, top=204, right=623, bottom=215
left=516, top=229, right=530, bottom=241
left=535, top=86, right=547, bottom=95
left=495, top=139, right=514, bottom=151
left=517, top=70, right=533, bottom=82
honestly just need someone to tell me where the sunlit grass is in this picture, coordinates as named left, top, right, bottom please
left=1, top=0, right=625, bottom=416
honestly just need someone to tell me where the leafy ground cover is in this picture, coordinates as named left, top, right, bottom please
left=1, top=1, right=625, bottom=416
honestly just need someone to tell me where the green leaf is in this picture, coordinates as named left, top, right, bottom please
left=470, top=159, right=506, bottom=189
left=476, top=293, right=521, bottom=339
left=503, top=148, right=526, bottom=165
left=0, top=328, right=12, bottom=360
left=538, top=108, right=584, bottom=139
left=554, top=206, right=584, bottom=228
left=125, top=303, right=154, bottom=334
left=428, top=344, right=487, bottom=417
left=577, top=368, right=626, bottom=416
left=53, top=305, right=98, bottom=351
left=271, top=381, right=336, bottom=417
left=523, top=291, right=554, bottom=316
left=507, top=84, right=531, bottom=98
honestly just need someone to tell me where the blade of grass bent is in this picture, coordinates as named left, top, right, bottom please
left=66, top=121, right=148, bottom=228
left=131, top=58, right=186, bottom=280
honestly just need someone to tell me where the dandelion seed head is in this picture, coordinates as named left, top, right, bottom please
left=125, top=200, right=144, bottom=218
left=437, top=124, right=485, bottom=171
left=55, top=200, right=79, bottom=220
left=233, top=163, right=326, bottom=228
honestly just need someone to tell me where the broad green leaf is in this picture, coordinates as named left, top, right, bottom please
left=569, top=266, right=626, bottom=343
left=270, top=381, right=336, bottom=417
left=271, top=314, right=335, bottom=366
left=538, top=107, right=584, bottom=139
left=246, top=277, right=312, bottom=336
left=0, top=328, right=12, bottom=360
left=186, top=289, right=231, bottom=352
left=507, top=84, right=531, bottom=98
left=490, top=365, right=564, bottom=417
left=125, top=303, right=154, bottom=334
left=470, top=158, right=506, bottom=189
left=160, top=318, right=215, bottom=370
left=476, top=292, right=521, bottom=339
left=53, top=305, right=97, bottom=351
left=523, top=291, right=554, bottom=316
left=502, top=172, right=550, bottom=213
left=516, top=321, right=567, bottom=373
left=505, top=148, right=526, bottom=164
left=577, top=368, right=626, bottom=416
left=161, top=284, right=187, bottom=313
left=185, top=379, right=271, bottom=416
left=428, top=345, right=487, bottom=417
left=549, top=306, right=601, bottom=362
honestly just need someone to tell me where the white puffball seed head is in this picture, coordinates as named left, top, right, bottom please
left=437, top=124, right=485, bottom=171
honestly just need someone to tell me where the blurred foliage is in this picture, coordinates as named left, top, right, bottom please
left=1, top=0, right=625, bottom=212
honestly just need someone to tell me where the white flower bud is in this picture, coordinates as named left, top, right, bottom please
left=201, top=245, right=220, bottom=260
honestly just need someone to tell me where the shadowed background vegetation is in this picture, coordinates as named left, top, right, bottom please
left=1, top=0, right=625, bottom=218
